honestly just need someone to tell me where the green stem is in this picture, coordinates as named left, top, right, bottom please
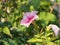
left=32, top=21, right=39, bottom=34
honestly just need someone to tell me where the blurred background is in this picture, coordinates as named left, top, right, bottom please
left=0, top=0, right=60, bottom=45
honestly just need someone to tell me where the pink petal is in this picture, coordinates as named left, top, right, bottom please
left=20, top=11, right=38, bottom=27
left=48, top=24, right=60, bottom=36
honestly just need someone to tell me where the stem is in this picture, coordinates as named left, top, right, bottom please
left=32, top=21, right=39, bottom=34
left=50, top=3, right=56, bottom=13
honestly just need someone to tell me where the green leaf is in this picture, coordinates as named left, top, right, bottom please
left=46, top=42, right=57, bottom=45
left=1, top=40, right=10, bottom=45
left=40, top=1, right=51, bottom=6
left=39, top=12, right=57, bottom=21
left=57, top=0, right=60, bottom=2
left=30, top=5, right=34, bottom=11
left=3, top=27, right=12, bottom=38
left=36, top=43, right=44, bottom=45
left=38, top=12, right=57, bottom=26
left=55, top=40, right=60, bottom=45
left=13, top=22, right=16, bottom=27
left=46, top=13, right=57, bottom=22
left=27, top=38, right=43, bottom=43
left=0, top=28, right=2, bottom=32
left=31, top=0, right=40, bottom=8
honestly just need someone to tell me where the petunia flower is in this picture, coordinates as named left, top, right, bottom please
left=20, top=11, right=38, bottom=27
left=48, top=24, right=60, bottom=36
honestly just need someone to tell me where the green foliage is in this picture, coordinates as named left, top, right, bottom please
left=38, top=12, right=57, bottom=26
left=3, top=27, right=12, bottom=38
left=0, top=0, right=60, bottom=45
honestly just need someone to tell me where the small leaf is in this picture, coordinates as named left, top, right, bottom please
left=3, top=27, right=12, bottom=38
left=13, top=22, right=16, bottom=27
left=27, top=38, right=43, bottom=43
left=30, top=5, right=34, bottom=11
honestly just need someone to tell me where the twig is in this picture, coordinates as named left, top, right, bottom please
left=50, top=3, right=56, bottom=13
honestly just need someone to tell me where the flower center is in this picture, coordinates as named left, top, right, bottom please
left=26, top=16, right=34, bottom=23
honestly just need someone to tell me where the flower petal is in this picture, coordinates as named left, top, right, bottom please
left=48, top=24, right=60, bottom=36
left=20, top=11, right=38, bottom=27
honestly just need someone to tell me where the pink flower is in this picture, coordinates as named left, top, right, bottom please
left=48, top=24, right=60, bottom=36
left=20, top=11, right=38, bottom=27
